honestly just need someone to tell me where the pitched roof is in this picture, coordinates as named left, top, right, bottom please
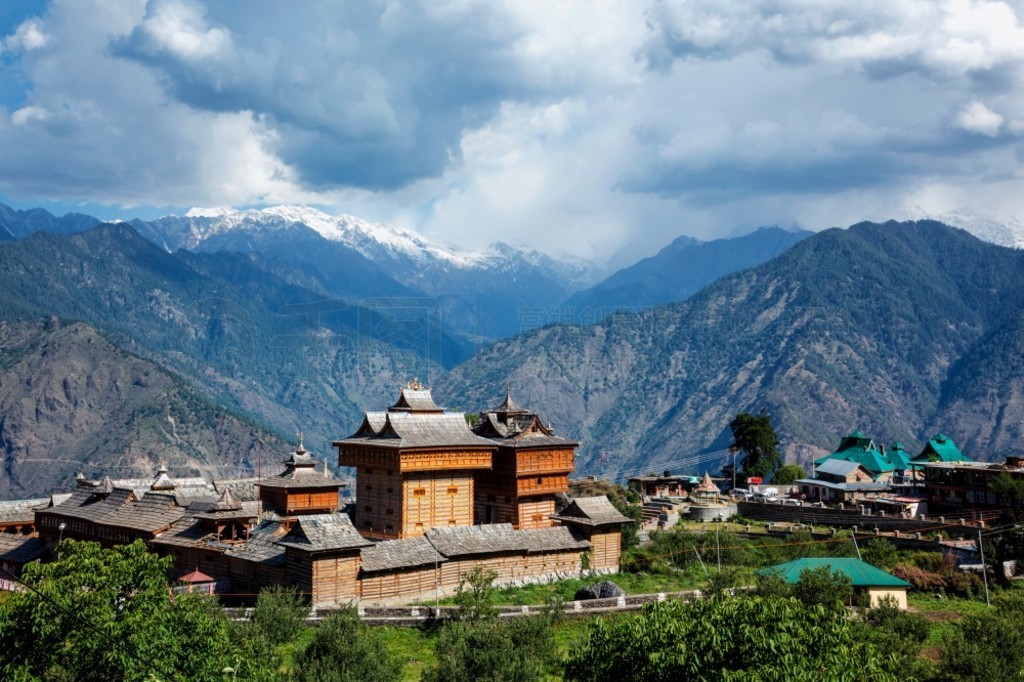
left=425, top=523, right=529, bottom=557
left=225, top=520, right=289, bottom=566
left=102, top=492, right=185, bottom=532
left=0, top=534, right=48, bottom=565
left=338, top=411, right=497, bottom=450
left=521, top=526, right=591, bottom=553
left=759, top=557, right=910, bottom=588
left=389, top=385, right=443, bottom=413
left=886, top=443, right=916, bottom=471
left=276, top=513, right=372, bottom=553
left=550, top=496, right=632, bottom=528
left=473, top=411, right=578, bottom=449
left=815, top=459, right=866, bottom=477
left=360, top=535, right=445, bottom=573
left=694, top=472, right=719, bottom=493
left=259, top=445, right=343, bottom=490
left=815, top=447, right=894, bottom=478
left=177, top=568, right=215, bottom=583
left=0, top=498, right=49, bottom=525
left=916, top=433, right=970, bottom=463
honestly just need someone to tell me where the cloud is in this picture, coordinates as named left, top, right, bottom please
left=956, top=100, right=1005, bottom=135
left=1, top=18, right=47, bottom=53
left=1, top=0, right=1024, bottom=259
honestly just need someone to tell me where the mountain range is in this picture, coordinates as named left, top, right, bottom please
left=3, top=202, right=1024, bottom=495
left=437, top=220, right=1024, bottom=477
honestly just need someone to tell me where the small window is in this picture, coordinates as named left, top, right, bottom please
left=366, top=468, right=374, bottom=475
left=385, top=508, right=393, bottom=515
left=448, top=519, right=457, bottom=525
left=416, top=522, right=424, bottom=527
left=365, top=483, right=372, bottom=490
left=447, top=486, right=459, bottom=495
left=364, top=505, right=372, bottom=512
left=536, top=477, right=543, bottom=485
left=386, top=487, right=393, bottom=493
left=413, top=488, right=426, bottom=496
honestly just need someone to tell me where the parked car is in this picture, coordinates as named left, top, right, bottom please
left=731, top=488, right=752, bottom=499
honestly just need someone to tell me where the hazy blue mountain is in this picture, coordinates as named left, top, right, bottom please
left=0, top=202, right=100, bottom=238
left=0, top=223, right=449, bottom=469
left=564, top=226, right=812, bottom=315
left=438, top=221, right=1024, bottom=478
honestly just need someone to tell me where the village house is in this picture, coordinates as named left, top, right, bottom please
left=760, top=557, right=911, bottom=609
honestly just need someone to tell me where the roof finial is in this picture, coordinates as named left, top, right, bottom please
left=505, top=383, right=512, bottom=401
left=297, top=431, right=305, bottom=452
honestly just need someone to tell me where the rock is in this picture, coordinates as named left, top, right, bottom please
left=574, top=580, right=625, bottom=600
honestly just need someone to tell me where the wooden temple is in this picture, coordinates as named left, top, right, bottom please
left=334, top=382, right=497, bottom=539
left=257, top=438, right=342, bottom=516
left=471, top=386, right=577, bottom=529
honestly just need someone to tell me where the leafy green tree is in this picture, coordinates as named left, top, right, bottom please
left=753, top=569, right=793, bottom=600
left=772, top=463, right=806, bottom=485
left=564, top=595, right=900, bottom=681
left=728, top=412, right=782, bottom=480
left=251, top=584, right=309, bottom=646
left=793, top=566, right=853, bottom=608
left=939, top=610, right=1024, bottom=681
left=860, top=539, right=900, bottom=570
left=292, top=609, right=401, bottom=682
left=424, top=616, right=558, bottom=682
left=0, top=539, right=231, bottom=682
left=453, top=567, right=498, bottom=622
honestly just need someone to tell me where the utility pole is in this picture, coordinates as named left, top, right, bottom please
left=978, top=527, right=990, bottom=606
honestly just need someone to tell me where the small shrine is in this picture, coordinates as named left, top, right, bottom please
left=692, top=472, right=721, bottom=505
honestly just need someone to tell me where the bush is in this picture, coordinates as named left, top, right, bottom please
left=424, top=616, right=557, bottom=682
left=293, top=609, right=401, bottom=682
left=793, top=566, right=853, bottom=608
left=252, top=584, right=309, bottom=646
left=860, top=539, right=900, bottom=570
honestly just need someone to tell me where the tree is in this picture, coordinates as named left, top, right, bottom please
left=251, top=584, right=309, bottom=646
left=860, top=539, right=900, bottom=570
left=292, top=609, right=401, bottom=682
left=728, top=412, right=782, bottom=480
left=424, top=616, right=558, bottom=682
left=0, top=539, right=231, bottom=682
left=772, top=464, right=806, bottom=485
left=939, top=610, right=1024, bottom=681
left=564, top=595, right=900, bottom=681
left=793, top=565, right=853, bottom=608
left=452, top=567, right=498, bottom=623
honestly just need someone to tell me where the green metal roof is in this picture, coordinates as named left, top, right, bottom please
left=814, top=447, right=894, bottom=478
left=887, top=444, right=914, bottom=471
left=758, top=558, right=910, bottom=588
left=914, top=433, right=970, bottom=463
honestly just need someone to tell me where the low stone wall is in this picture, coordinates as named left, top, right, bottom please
left=222, top=588, right=716, bottom=626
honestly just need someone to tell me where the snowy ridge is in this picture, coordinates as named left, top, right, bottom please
left=900, top=207, right=1024, bottom=249
left=184, top=205, right=492, bottom=268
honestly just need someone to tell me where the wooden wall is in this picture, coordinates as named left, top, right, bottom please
left=311, top=555, right=361, bottom=604
left=286, top=489, right=339, bottom=514
left=589, top=530, right=621, bottom=570
left=355, top=467, right=402, bottom=538
left=516, top=498, right=556, bottom=530
left=401, top=471, right=474, bottom=538
left=360, top=566, right=438, bottom=601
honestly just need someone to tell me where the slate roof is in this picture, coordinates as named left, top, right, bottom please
left=471, top=387, right=578, bottom=449
left=759, top=558, right=910, bottom=588
left=214, top=478, right=260, bottom=501
left=550, top=496, right=633, bottom=527
left=425, top=523, right=529, bottom=557
left=276, top=513, right=372, bottom=553
left=43, top=487, right=136, bottom=523
left=389, top=386, right=444, bottom=413
left=150, top=516, right=212, bottom=548
left=360, top=535, right=445, bottom=573
left=259, top=445, right=343, bottom=490
left=338, top=411, right=498, bottom=450
left=191, top=498, right=260, bottom=522
left=102, top=492, right=186, bottom=533
left=225, top=520, right=289, bottom=566
left=0, top=498, right=48, bottom=525
left=0, top=534, right=48, bottom=565
left=520, top=526, right=591, bottom=553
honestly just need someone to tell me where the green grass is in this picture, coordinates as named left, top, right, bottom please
left=377, top=626, right=438, bottom=682
left=908, top=592, right=993, bottom=647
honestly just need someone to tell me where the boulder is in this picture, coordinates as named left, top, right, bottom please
left=574, top=580, right=625, bottom=600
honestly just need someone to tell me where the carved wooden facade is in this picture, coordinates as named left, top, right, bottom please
left=335, top=386, right=497, bottom=539
left=472, top=389, right=577, bottom=530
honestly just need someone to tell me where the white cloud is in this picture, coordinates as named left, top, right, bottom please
left=956, top=101, right=1005, bottom=136
left=1, top=19, right=48, bottom=53
left=2, top=0, right=1024, bottom=259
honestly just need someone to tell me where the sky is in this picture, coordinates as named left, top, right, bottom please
left=2, top=0, right=1024, bottom=261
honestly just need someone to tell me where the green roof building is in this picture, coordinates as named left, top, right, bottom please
left=759, top=557, right=911, bottom=609
left=914, top=433, right=971, bottom=465
left=814, top=431, right=894, bottom=481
